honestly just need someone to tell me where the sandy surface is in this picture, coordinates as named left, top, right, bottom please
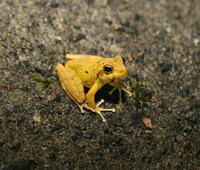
left=0, top=0, right=200, bottom=169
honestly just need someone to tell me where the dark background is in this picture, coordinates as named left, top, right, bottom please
left=0, top=0, right=199, bottom=169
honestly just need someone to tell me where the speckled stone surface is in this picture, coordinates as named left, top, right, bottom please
left=0, top=0, right=199, bottom=169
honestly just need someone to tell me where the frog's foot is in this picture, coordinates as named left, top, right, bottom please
left=95, top=99, right=116, bottom=122
left=84, top=99, right=115, bottom=122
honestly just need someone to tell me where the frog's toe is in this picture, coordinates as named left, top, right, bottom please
left=109, top=87, right=117, bottom=95
left=94, top=107, right=116, bottom=122
left=96, top=99, right=105, bottom=107
left=96, top=99, right=116, bottom=113
left=122, top=87, right=132, bottom=96
left=96, top=111, right=107, bottom=122
left=79, top=105, right=86, bottom=113
left=97, top=107, right=116, bottom=113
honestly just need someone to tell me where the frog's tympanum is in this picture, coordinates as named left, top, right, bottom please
left=56, top=54, right=131, bottom=122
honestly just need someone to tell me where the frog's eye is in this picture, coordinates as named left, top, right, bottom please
left=103, top=65, right=113, bottom=74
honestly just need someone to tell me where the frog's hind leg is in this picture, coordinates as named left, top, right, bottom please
left=56, top=64, right=86, bottom=112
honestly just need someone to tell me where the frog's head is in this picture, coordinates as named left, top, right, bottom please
left=98, top=56, right=128, bottom=81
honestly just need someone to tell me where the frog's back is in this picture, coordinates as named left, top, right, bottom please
left=65, top=57, right=103, bottom=88
left=66, top=54, right=102, bottom=60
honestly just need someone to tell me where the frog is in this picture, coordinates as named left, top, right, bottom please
left=56, top=54, right=132, bottom=122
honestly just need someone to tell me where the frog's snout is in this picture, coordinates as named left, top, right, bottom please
left=115, top=68, right=128, bottom=77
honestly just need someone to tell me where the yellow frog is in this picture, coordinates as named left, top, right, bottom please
left=56, top=54, right=131, bottom=122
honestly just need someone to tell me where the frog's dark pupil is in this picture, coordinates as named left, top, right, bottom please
left=103, top=65, right=113, bottom=74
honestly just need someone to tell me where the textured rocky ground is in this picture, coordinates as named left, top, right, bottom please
left=0, top=0, right=199, bottom=169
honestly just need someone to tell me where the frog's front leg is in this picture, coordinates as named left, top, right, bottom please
left=85, top=79, right=115, bottom=122
left=109, top=78, right=132, bottom=103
